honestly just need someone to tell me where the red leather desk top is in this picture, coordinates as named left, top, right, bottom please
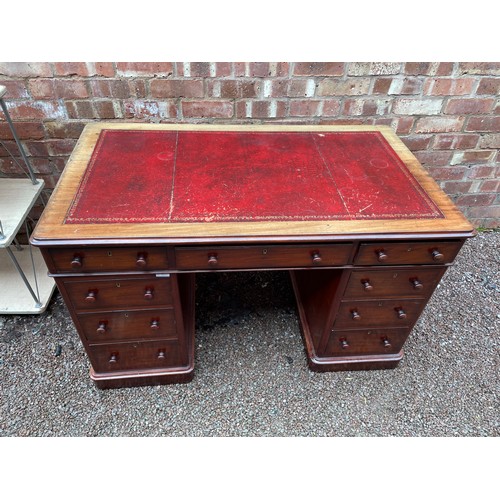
left=65, top=129, right=443, bottom=225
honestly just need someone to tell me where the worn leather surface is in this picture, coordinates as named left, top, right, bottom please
left=65, top=130, right=443, bottom=224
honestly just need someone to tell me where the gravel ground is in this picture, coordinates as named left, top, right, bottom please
left=0, top=231, right=498, bottom=437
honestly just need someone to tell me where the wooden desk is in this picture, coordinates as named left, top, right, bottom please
left=31, top=123, right=474, bottom=389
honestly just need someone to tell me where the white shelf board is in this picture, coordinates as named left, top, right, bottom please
left=0, top=245, right=56, bottom=314
left=0, top=178, right=45, bottom=248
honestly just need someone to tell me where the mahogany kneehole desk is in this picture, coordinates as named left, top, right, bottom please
left=31, top=123, right=474, bottom=389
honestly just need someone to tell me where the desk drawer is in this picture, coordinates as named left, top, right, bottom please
left=175, top=244, right=352, bottom=270
left=77, top=309, right=178, bottom=343
left=344, top=268, right=445, bottom=299
left=63, top=276, right=173, bottom=311
left=354, top=240, right=462, bottom=265
left=48, top=246, right=169, bottom=273
left=89, top=340, right=184, bottom=373
left=325, top=328, right=408, bottom=356
left=334, top=299, right=424, bottom=329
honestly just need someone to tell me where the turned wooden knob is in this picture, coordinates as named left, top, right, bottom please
left=340, top=338, right=349, bottom=349
left=376, top=250, right=388, bottom=262
left=311, top=251, right=322, bottom=264
left=157, top=350, right=166, bottom=360
left=362, top=279, right=373, bottom=291
left=109, top=353, right=118, bottom=363
left=431, top=249, right=444, bottom=262
left=85, top=290, right=97, bottom=303
left=351, top=310, right=361, bottom=320
left=208, top=253, right=218, bottom=266
left=382, top=337, right=392, bottom=348
left=136, top=252, right=147, bottom=267
left=144, top=288, right=154, bottom=300
left=411, top=278, right=423, bottom=290
left=96, top=322, right=107, bottom=334
left=150, top=319, right=160, bottom=330
left=71, top=255, right=83, bottom=268
left=396, top=307, right=407, bottom=319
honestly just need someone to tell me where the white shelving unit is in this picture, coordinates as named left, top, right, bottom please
left=0, top=85, right=56, bottom=314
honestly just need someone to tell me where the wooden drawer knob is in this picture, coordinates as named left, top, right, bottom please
left=410, top=278, right=423, bottom=290
left=144, top=288, right=154, bottom=300
left=157, top=349, right=166, bottom=360
left=150, top=319, right=160, bottom=330
left=395, top=307, right=407, bottom=319
left=376, top=250, right=388, bottom=262
left=362, top=279, right=373, bottom=291
left=71, top=255, right=83, bottom=268
left=85, top=290, right=97, bottom=303
left=136, top=252, right=147, bottom=267
left=340, top=338, right=349, bottom=349
left=311, top=251, right=322, bottom=264
left=351, top=309, right=361, bottom=320
left=431, top=249, right=444, bottom=262
left=382, top=337, right=392, bottom=348
left=208, top=253, right=218, bottom=266
left=96, top=322, right=107, bottom=334
left=109, top=353, right=118, bottom=363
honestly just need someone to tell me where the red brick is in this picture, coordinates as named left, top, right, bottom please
left=460, top=150, right=496, bottom=164
left=181, top=100, right=233, bottom=118
left=89, top=79, right=130, bottom=99
left=93, top=100, right=120, bottom=119
left=65, top=100, right=94, bottom=119
left=426, top=166, right=467, bottom=181
left=287, top=80, right=314, bottom=98
left=423, top=78, right=475, bottom=96
left=457, top=62, right=500, bottom=75
left=465, top=116, right=500, bottom=132
left=216, top=80, right=258, bottom=99
left=92, top=63, right=116, bottom=77
left=434, top=63, right=455, bottom=76
left=28, top=158, right=53, bottom=174
left=0, top=62, right=52, bottom=77
left=44, top=121, right=85, bottom=139
left=46, top=139, right=78, bottom=156
left=54, top=62, right=89, bottom=76
left=29, top=79, right=89, bottom=99
left=372, top=77, right=392, bottom=94
left=23, top=140, right=49, bottom=157
left=444, top=98, right=495, bottom=115
left=413, top=150, right=452, bottom=166
left=415, top=116, right=465, bottom=133
left=116, top=62, right=173, bottom=76
left=442, top=181, right=474, bottom=194
left=479, top=180, right=500, bottom=192
left=289, top=100, right=321, bottom=116
left=322, top=99, right=341, bottom=116
left=189, top=62, right=211, bottom=77
left=433, top=133, right=479, bottom=150
left=213, top=63, right=232, bottom=77
left=265, top=79, right=288, bottom=97
left=455, top=193, right=496, bottom=206
left=6, top=100, right=66, bottom=120
left=467, top=165, right=497, bottom=179
left=273, top=62, right=290, bottom=77
left=129, top=79, right=147, bottom=98
left=251, top=100, right=273, bottom=118
left=467, top=205, right=500, bottom=219
left=401, top=135, right=433, bottom=150
left=150, top=79, right=204, bottom=98
left=249, top=63, right=271, bottom=77
left=233, top=63, right=247, bottom=77
left=476, top=78, right=500, bottom=95
left=404, top=62, right=432, bottom=75
left=395, top=117, right=414, bottom=134
left=0, top=80, right=29, bottom=99
left=0, top=121, right=44, bottom=140
left=293, top=62, right=344, bottom=76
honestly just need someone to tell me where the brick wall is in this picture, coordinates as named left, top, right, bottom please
left=0, top=61, right=498, bottom=228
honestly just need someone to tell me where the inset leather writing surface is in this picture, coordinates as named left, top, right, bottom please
left=65, top=129, right=443, bottom=225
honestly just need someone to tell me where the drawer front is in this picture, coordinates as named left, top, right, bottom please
left=344, top=268, right=445, bottom=299
left=334, top=299, right=425, bottom=329
left=325, top=328, right=408, bottom=356
left=63, top=277, right=173, bottom=311
left=88, top=340, right=184, bottom=373
left=354, top=240, right=462, bottom=265
left=175, top=244, right=352, bottom=270
left=48, top=246, right=169, bottom=273
left=77, top=309, right=177, bottom=343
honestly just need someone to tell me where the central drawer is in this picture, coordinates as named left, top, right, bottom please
left=88, top=340, right=184, bottom=373
left=334, top=299, right=425, bottom=329
left=77, top=309, right=178, bottom=343
left=63, top=276, right=173, bottom=311
left=175, top=243, right=352, bottom=270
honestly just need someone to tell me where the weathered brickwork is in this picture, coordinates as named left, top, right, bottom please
left=0, top=62, right=498, bottom=227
